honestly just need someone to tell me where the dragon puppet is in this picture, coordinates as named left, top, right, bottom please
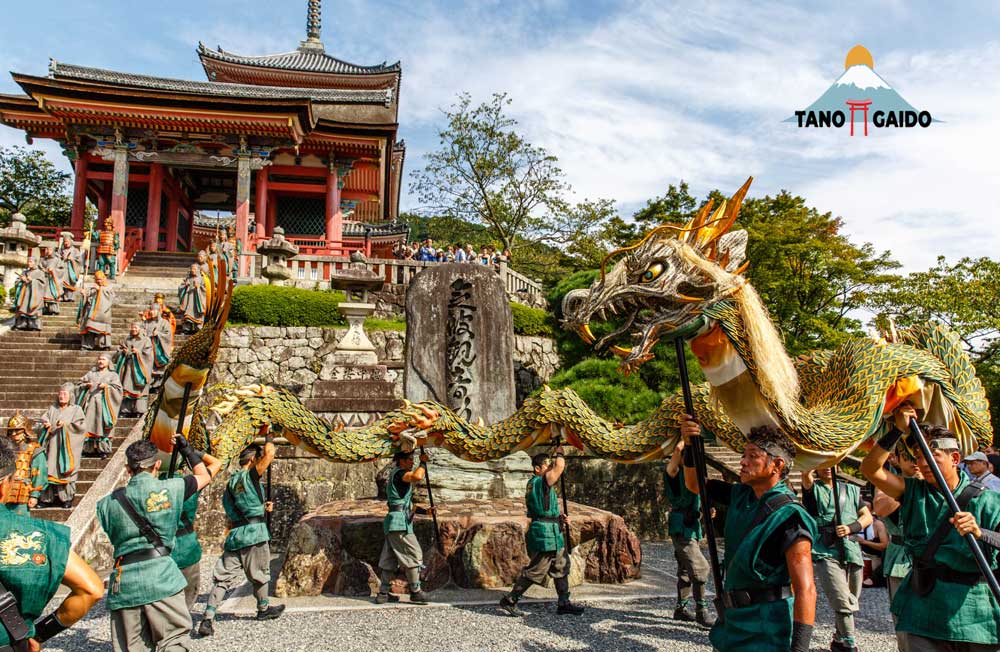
left=175, top=178, right=992, bottom=472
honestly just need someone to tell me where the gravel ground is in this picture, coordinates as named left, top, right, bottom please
left=44, top=542, right=900, bottom=651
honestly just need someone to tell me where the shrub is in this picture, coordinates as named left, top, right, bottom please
left=546, top=358, right=663, bottom=423
left=0, top=285, right=6, bottom=306
left=229, top=285, right=346, bottom=327
left=510, top=302, right=557, bottom=337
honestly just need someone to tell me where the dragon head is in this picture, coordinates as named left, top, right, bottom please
left=562, top=177, right=753, bottom=373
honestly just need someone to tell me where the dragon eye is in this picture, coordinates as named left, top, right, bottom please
left=641, top=263, right=666, bottom=283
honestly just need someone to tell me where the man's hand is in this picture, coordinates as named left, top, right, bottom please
left=893, top=402, right=918, bottom=432
left=42, top=419, right=51, bottom=428
left=55, top=421, right=63, bottom=429
left=26, top=638, right=40, bottom=652
left=835, top=525, right=851, bottom=538
left=419, top=453, right=430, bottom=464
left=553, top=446, right=565, bottom=456
left=264, top=501, right=274, bottom=513
left=680, top=415, right=700, bottom=445
left=951, top=512, right=981, bottom=538
left=172, top=434, right=190, bottom=451
left=98, top=383, right=106, bottom=390
left=559, top=514, right=568, bottom=527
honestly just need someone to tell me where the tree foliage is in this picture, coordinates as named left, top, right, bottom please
left=0, top=146, right=72, bottom=225
left=411, top=93, right=613, bottom=254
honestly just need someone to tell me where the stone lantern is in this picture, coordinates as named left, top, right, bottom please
left=256, top=227, right=299, bottom=286
left=0, top=213, right=42, bottom=304
left=327, top=251, right=385, bottom=366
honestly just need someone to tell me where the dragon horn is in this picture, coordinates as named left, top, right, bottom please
left=702, top=176, right=753, bottom=250
left=683, top=198, right=715, bottom=245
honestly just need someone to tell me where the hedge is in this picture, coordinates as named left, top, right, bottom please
left=546, top=358, right=663, bottom=423
left=0, top=285, right=6, bottom=306
left=510, top=302, right=557, bottom=338
left=229, top=285, right=346, bottom=327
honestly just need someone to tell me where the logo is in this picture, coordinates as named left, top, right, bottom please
left=0, top=531, right=45, bottom=566
left=789, top=45, right=932, bottom=136
left=145, top=490, right=172, bottom=513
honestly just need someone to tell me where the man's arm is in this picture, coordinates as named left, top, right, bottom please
left=666, top=441, right=684, bottom=479
left=253, top=425, right=277, bottom=476
left=872, top=487, right=901, bottom=519
left=544, top=447, right=567, bottom=486
left=32, top=551, right=103, bottom=645
left=402, top=453, right=429, bottom=483
left=860, top=404, right=916, bottom=499
left=857, top=519, right=889, bottom=553
left=172, top=435, right=213, bottom=493
left=786, top=538, right=816, bottom=652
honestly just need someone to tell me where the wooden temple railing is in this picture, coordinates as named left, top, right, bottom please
left=240, top=253, right=544, bottom=298
left=120, top=227, right=144, bottom=274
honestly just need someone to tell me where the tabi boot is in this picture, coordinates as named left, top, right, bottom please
left=695, top=603, right=716, bottom=628
left=499, top=595, right=526, bottom=617
left=374, top=592, right=399, bottom=604
left=197, top=618, right=214, bottom=637
left=673, top=600, right=695, bottom=622
left=409, top=590, right=430, bottom=605
left=556, top=601, right=585, bottom=615
left=256, top=604, right=285, bottom=620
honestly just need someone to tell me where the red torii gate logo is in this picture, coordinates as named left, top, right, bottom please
left=788, top=45, right=933, bottom=135
left=845, top=100, right=872, bottom=137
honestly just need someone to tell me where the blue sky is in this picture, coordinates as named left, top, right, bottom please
left=2, top=0, right=999, bottom=270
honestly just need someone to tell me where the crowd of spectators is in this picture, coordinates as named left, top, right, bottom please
left=393, top=238, right=512, bottom=269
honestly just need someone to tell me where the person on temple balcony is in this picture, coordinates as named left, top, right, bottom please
left=79, top=353, right=123, bottom=460
left=142, top=300, right=174, bottom=381
left=78, top=270, right=115, bottom=350
left=115, top=322, right=154, bottom=418
left=59, top=231, right=85, bottom=302
left=95, top=216, right=119, bottom=280
left=12, top=256, right=46, bottom=331
left=36, top=383, right=86, bottom=508
left=178, top=264, right=206, bottom=334
left=38, top=244, right=66, bottom=315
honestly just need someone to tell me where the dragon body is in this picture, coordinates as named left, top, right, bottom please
left=191, top=178, right=991, bottom=470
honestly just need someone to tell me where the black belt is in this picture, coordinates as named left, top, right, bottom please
left=229, top=515, right=265, bottom=529
left=388, top=504, right=410, bottom=512
left=388, top=504, right=414, bottom=522
left=939, top=568, right=998, bottom=586
left=720, top=585, right=791, bottom=609
left=890, top=535, right=904, bottom=544
left=115, top=546, right=171, bottom=567
left=530, top=516, right=562, bottom=523
left=176, top=525, right=195, bottom=537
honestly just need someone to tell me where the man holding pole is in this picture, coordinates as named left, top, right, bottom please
left=681, top=417, right=817, bottom=652
left=861, top=404, right=1000, bottom=651
left=499, top=446, right=585, bottom=617
left=801, top=466, right=873, bottom=652
left=374, top=450, right=433, bottom=606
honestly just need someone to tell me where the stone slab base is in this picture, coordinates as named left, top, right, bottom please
left=274, top=498, right=642, bottom=598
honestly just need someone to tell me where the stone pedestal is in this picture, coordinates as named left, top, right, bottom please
left=331, top=302, right=378, bottom=365
left=274, top=498, right=642, bottom=597
left=0, top=212, right=41, bottom=304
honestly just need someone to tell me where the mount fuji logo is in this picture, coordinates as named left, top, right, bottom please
left=789, top=45, right=932, bottom=136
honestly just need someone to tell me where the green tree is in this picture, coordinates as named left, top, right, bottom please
left=0, top=146, right=72, bottom=225
left=411, top=93, right=613, bottom=254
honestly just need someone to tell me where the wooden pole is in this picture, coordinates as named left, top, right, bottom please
left=167, top=382, right=193, bottom=478
left=419, top=446, right=443, bottom=554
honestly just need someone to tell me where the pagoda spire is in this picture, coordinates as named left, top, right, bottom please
left=301, top=0, right=324, bottom=50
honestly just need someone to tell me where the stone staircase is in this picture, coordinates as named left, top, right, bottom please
left=1, top=276, right=192, bottom=522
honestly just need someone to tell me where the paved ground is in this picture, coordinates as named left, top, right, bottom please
left=45, top=542, right=899, bottom=651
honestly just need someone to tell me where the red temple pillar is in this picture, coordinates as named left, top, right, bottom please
left=235, top=154, right=251, bottom=274
left=98, top=188, right=109, bottom=222
left=165, top=198, right=179, bottom=252
left=71, top=157, right=88, bottom=235
left=266, top=192, right=276, bottom=235
left=254, top=167, right=268, bottom=244
left=144, top=163, right=163, bottom=251
left=325, top=164, right=342, bottom=250
left=110, top=146, right=129, bottom=270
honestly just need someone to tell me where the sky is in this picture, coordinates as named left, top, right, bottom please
left=2, top=0, right=999, bottom=271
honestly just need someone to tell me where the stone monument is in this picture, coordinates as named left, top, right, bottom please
left=0, top=213, right=42, bottom=304
left=256, top=226, right=298, bottom=286
left=328, top=251, right=385, bottom=366
left=404, top=263, right=533, bottom=501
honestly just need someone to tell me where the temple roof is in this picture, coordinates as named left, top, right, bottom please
left=198, top=42, right=400, bottom=77
left=48, top=61, right=394, bottom=105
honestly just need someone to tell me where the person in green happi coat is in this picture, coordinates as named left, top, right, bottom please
left=861, top=404, right=1000, bottom=652
left=681, top=416, right=818, bottom=652
left=499, top=446, right=585, bottom=617
left=97, top=437, right=216, bottom=652
left=0, top=437, right=104, bottom=651
left=802, top=465, right=873, bottom=652
left=664, top=438, right=714, bottom=626
left=161, top=451, right=222, bottom=614
left=198, top=427, right=284, bottom=637
left=873, top=438, right=923, bottom=652
left=374, top=449, right=434, bottom=606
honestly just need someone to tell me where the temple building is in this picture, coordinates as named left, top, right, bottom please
left=0, top=0, right=408, bottom=268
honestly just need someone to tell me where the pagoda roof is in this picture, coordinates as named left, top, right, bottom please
left=47, top=61, right=394, bottom=106
left=198, top=42, right=400, bottom=77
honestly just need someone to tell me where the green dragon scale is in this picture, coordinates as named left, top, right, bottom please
left=195, top=178, right=992, bottom=469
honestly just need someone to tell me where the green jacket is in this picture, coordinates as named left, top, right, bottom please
left=891, top=475, right=1000, bottom=644
left=710, top=481, right=817, bottom=652
left=223, top=468, right=269, bottom=551
left=96, top=473, right=187, bottom=610
left=0, top=512, right=70, bottom=646
left=172, top=490, right=202, bottom=569
left=882, top=511, right=911, bottom=579
left=525, top=474, right=564, bottom=554
left=664, top=469, right=702, bottom=540
left=384, top=466, right=414, bottom=534
left=805, top=480, right=863, bottom=567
